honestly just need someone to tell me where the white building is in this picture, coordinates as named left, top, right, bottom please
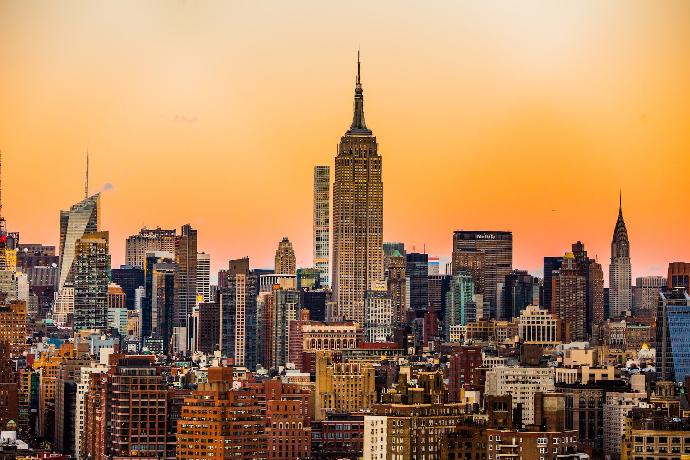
left=259, top=273, right=296, bottom=293
left=53, top=286, right=74, bottom=327
left=196, top=252, right=211, bottom=303
left=313, top=166, right=330, bottom=287
left=517, top=305, right=560, bottom=345
left=74, top=348, right=112, bottom=458
left=363, top=415, right=388, bottom=460
left=364, top=283, right=394, bottom=342
left=603, top=392, right=648, bottom=458
left=485, top=366, right=555, bottom=425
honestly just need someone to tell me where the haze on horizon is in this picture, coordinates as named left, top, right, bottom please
left=1, top=0, right=689, bottom=280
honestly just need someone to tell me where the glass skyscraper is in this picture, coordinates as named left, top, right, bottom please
left=58, top=193, right=100, bottom=293
left=656, top=287, right=690, bottom=383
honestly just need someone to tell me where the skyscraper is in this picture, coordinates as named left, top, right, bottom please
left=73, top=231, right=110, bottom=330
left=386, top=252, right=407, bottom=326
left=428, top=274, right=451, bottom=316
left=656, top=287, right=690, bottom=382
left=261, top=286, right=300, bottom=370
left=588, top=260, right=605, bottom=328
left=364, top=282, right=393, bottom=342
left=220, top=258, right=259, bottom=369
left=667, top=262, right=690, bottom=291
left=173, top=224, right=197, bottom=343
left=196, top=252, right=211, bottom=303
left=313, top=165, right=330, bottom=286
left=445, top=272, right=476, bottom=339
left=542, top=256, right=563, bottom=310
left=609, top=194, right=632, bottom=319
left=551, top=252, right=587, bottom=342
left=383, top=242, right=405, bottom=277
left=151, top=261, right=175, bottom=353
left=332, top=54, right=384, bottom=324
left=452, top=231, right=512, bottom=318
left=633, top=275, right=666, bottom=319
left=142, top=251, right=174, bottom=343
left=124, top=227, right=176, bottom=270
left=57, top=194, right=100, bottom=294
left=500, top=270, right=535, bottom=320
left=406, top=253, right=429, bottom=315
left=274, top=237, right=296, bottom=275
left=111, top=265, right=144, bottom=310
left=572, top=241, right=605, bottom=335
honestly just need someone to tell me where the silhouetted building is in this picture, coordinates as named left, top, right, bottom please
left=110, top=265, right=144, bottom=310
left=406, top=253, right=428, bottom=315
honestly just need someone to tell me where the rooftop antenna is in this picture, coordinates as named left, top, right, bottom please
left=85, top=150, right=89, bottom=198
left=357, top=49, right=361, bottom=85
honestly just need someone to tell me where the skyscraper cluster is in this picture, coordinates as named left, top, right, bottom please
left=0, top=56, right=686, bottom=460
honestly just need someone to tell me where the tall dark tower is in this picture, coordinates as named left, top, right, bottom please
left=332, top=53, right=384, bottom=323
left=609, top=192, right=631, bottom=319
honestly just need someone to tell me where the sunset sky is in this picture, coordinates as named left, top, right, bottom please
left=1, top=1, right=689, bottom=280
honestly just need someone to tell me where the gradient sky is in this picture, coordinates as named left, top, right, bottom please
left=1, top=1, right=689, bottom=281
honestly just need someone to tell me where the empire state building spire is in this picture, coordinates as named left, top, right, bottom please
left=348, top=51, right=371, bottom=135
left=332, top=53, right=383, bottom=324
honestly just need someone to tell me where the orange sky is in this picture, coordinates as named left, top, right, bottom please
left=1, top=1, right=689, bottom=280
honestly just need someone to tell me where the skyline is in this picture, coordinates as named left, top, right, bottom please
left=1, top=1, right=689, bottom=279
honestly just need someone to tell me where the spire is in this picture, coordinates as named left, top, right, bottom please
left=612, top=190, right=630, bottom=257
left=348, top=51, right=371, bottom=135
left=357, top=49, right=361, bottom=85
left=85, top=150, right=89, bottom=199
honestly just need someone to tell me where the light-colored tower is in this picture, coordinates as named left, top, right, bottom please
left=332, top=54, right=384, bottom=323
left=609, top=193, right=632, bottom=319
left=274, top=237, right=296, bottom=275
left=313, top=165, right=330, bottom=286
left=196, top=252, right=211, bottom=303
left=125, top=227, right=177, bottom=269
left=173, top=224, right=197, bottom=344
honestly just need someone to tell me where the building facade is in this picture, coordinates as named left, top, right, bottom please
left=313, top=165, right=330, bottom=287
left=124, top=227, right=176, bottom=270
left=655, top=287, right=690, bottom=382
left=609, top=195, right=632, bottom=319
left=196, top=252, right=211, bottom=303
left=332, top=55, right=384, bottom=324
left=274, top=237, right=297, bottom=275
left=452, top=231, right=512, bottom=318
left=73, top=231, right=109, bottom=330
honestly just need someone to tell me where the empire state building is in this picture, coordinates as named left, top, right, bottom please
left=332, top=55, right=384, bottom=323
